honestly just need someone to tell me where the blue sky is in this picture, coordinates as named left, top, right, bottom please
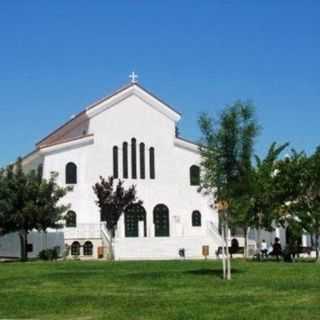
left=0, top=1, right=319, bottom=167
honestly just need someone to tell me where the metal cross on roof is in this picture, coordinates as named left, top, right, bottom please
left=129, top=71, right=138, bottom=83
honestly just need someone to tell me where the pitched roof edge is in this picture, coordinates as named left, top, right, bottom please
left=36, top=82, right=180, bottom=147
left=39, top=134, right=94, bottom=149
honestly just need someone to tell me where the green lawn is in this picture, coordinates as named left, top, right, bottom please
left=0, top=259, right=319, bottom=320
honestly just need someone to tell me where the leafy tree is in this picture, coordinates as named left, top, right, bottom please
left=250, top=142, right=289, bottom=258
left=34, top=172, right=71, bottom=249
left=0, top=159, right=70, bottom=261
left=93, top=176, right=141, bottom=259
left=199, top=101, right=259, bottom=279
left=277, top=148, right=320, bottom=262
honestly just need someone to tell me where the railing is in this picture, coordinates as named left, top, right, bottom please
left=100, top=222, right=112, bottom=244
left=206, top=221, right=224, bottom=245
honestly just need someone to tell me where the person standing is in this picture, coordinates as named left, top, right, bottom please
left=261, top=240, right=268, bottom=259
left=273, top=237, right=282, bottom=261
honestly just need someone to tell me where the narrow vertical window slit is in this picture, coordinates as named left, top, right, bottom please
left=113, top=146, right=119, bottom=178
left=131, top=138, right=137, bottom=179
left=149, top=147, right=155, bottom=179
left=140, top=143, right=145, bottom=179
left=123, top=142, right=128, bottom=178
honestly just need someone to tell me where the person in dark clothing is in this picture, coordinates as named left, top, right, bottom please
left=272, top=237, right=282, bottom=261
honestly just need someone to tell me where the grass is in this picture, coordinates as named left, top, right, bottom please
left=0, top=259, right=319, bottom=320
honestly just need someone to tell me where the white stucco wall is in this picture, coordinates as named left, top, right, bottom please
left=28, top=85, right=221, bottom=259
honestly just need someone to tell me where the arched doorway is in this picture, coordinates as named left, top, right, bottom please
left=153, top=204, right=170, bottom=237
left=124, top=204, right=146, bottom=237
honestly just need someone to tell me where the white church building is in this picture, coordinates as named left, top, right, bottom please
left=2, top=75, right=312, bottom=260
left=20, top=76, right=227, bottom=260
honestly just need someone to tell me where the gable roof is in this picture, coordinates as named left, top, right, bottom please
left=36, top=83, right=181, bottom=148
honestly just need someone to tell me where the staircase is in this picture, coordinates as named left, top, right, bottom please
left=111, top=221, right=224, bottom=260
left=206, top=221, right=224, bottom=246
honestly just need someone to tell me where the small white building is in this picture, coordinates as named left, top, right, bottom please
left=20, top=78, right=225, bottom=260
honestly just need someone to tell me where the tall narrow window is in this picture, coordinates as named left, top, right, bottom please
left=113, top=146, right=119, bottom=178
left=131, top=138, right=137, bottom=179
left=153, top=204, right=169, bottom=237
left=124, top=204, right=147, bottom=237
left=123, top=142, right=128, bottom=178
left=140, top=143, right=145, bottom=179
left=192, top=210, right=201, bottom=227
left=190, top=165, right=200, bottom=186
left=66, top=162, right=77, bottom=184
left=149, top=147, right=155, bottom=179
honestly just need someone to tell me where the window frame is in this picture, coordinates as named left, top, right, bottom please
left=140, top=143, right=145, bottom=179
left=153, top=204, right=170, bottom=237
left=65, top=211, right=77, bottom=228
left=131, top=138, right=137, bottom=179
left=192, top=210, right=202, bottom=227
left=149, top=147, right=155, bottom=179
left=71, top=241, right=80, bottom=256
left=83, top=241, right=93, bottom=256
left=113, top=146, right=119, bottom=178
left=66, top=162, right=77, bottom=185
left=190, top=165, right=200, bottom=186
left=123, top=142, right=128, bottom=178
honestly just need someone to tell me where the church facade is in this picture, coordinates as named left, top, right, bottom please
left=21, top=80, right=225, bottom=260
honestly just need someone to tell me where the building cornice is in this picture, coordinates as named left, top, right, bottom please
left=174, top=137, right=200, bottom=154
left=39, top=134, right=94, bottom=154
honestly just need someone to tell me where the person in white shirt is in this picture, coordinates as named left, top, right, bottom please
left=261, top=240, right=268, bottom=258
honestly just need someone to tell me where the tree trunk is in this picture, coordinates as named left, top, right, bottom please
left=315, top=233, right=320, bottom=263
left=256, top=227, right=261, bottom=261
left=44, top=231, right=48, bottom=250
left=221, top=221, right=226, bottom=279
left=225, top=218, right=231, bottom=280
left=244, top=227, right=249, bottom=259
left=18, top=230, right=28, bottom=261
left=107, top=227, right=116, bottom=260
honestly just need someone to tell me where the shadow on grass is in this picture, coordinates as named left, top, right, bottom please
left=124, top=268, right=244, bottom=281
left=186, top=268, right=244, bottom=278
left=247, top=258, right=317, bottom=264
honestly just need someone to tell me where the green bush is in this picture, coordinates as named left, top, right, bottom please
left=38, top=247, right=60, bottom=261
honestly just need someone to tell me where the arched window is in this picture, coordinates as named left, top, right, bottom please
left=124, top=204, right=146, bottom=237
left=131, top=138, right=137, bottom=179
left=113, top=146, right=119, bottom=178
left=65, top=211, right=76, bottom=227
left=123, top=142, right=128, bottom=178
left=71, top=241, right=80, bottom=256
left=83, top=241, right=93, bottom=256
left=153, top=204, right=169, bottom=237
left=190, top=165, right=200, bottom=186
left=66, top=162, right=77, bottom=184
left=192, top=210, right=201, bottom=227
left=149, top=147, right=155, bottom=179
left=140, top=143, right=145, bottom=179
